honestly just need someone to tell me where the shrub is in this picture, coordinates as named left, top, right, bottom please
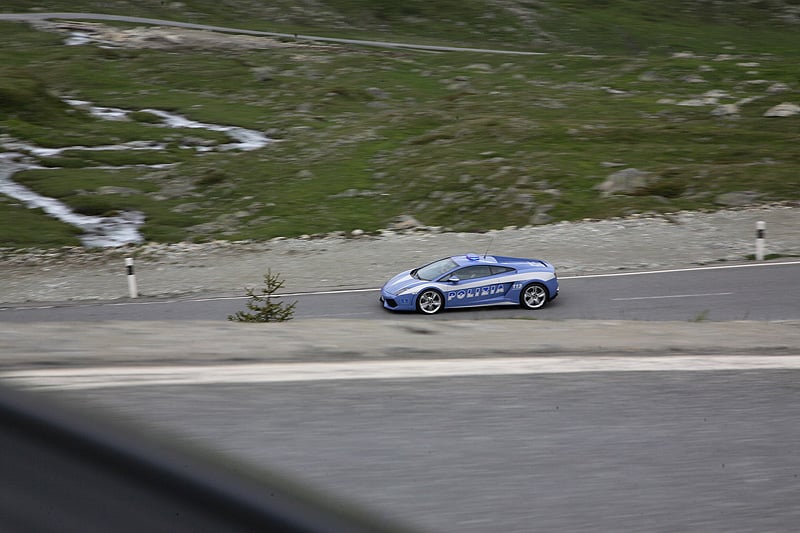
left=228, top=269, right=296, bottom=322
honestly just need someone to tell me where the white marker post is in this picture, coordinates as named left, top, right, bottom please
left=125, top=257, right=138, bottom=298
left=755, top=221, right=766, bottom=261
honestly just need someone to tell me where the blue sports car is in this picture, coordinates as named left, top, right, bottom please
left=380, top=253, right=559, bottom=314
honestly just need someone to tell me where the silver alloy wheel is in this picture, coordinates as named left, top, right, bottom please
left=417, top=289, right=443, bottom=314
left=521, top=283, right=547, bottom=310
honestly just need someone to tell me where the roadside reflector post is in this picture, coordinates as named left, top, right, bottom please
left=755, top=221, right=766, bottom=261
left=125, top=257, right=138, bottom=298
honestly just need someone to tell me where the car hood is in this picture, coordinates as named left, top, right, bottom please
left=382, top=270, right=427, bottom=293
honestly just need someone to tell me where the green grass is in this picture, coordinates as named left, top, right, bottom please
left=745, top=253, right=800, bottom=261
left=1, top=2, right=799, bottom=248
left=0, top=199, right=83, bottom=247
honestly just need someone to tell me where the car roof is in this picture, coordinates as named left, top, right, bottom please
left=451, top=254, right=546, bottom=269
left=451, top=253, right=499, bottom=266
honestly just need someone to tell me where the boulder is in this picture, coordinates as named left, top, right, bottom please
left=714, top=191, right=761, bottom=207
left=594, top=168, right=655, bottom=196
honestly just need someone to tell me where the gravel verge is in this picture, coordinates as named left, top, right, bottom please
left=1, top=318, right=800, bottom=371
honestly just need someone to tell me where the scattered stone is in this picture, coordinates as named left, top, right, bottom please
left=390, top=214, right=424, bottom=231
left=764, top=103, right=800, bottom=117
left=172, top=203, right=202, bottom=213
left=514, top=193, right=536, bottom=210
left=95, top=186, right=141, bottom=196
left=365, top=87, right=389, bottom=99
left=638, top=71, right=660, bottom=82
left=466, top=63, right=493, bottom=72
left=736, top=96, right=762, bottom=106
left=681, top=74, right=706, bottom=83
left=677, top=97, right=716, bottom=107
left=711, top=104, right=739, bottom=116
left=252, top=66, right=275, bottom=81
left=447, top=81, right=473, bottom=91
left=766, top=83, right=791, bottom=94
left=530, top=205, right=554, bottom=225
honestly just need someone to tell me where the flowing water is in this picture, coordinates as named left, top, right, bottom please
left=0, top=100, right=271, bottom=247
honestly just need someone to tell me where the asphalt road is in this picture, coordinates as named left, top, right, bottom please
left=36, top=367, right=800, bottom=533
left=2, top=261, right=798, bottom=323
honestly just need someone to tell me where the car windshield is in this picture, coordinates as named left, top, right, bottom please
left=415, top=257, right=458, bottom=281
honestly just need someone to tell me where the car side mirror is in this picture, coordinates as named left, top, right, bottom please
left=446, top=276, right=460, bottom=283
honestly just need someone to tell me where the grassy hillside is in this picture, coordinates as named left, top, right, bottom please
left=1, top=1, right=798, bottom=248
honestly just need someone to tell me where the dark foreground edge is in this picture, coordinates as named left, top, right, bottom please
left=0, top=384, right=416, bottom=533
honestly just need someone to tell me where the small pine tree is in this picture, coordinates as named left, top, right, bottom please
left=228, top=269, right=296, bottom=322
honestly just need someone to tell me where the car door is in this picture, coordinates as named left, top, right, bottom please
left=440, top=265, right=498, bottom=308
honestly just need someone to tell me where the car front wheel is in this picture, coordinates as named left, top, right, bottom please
left=417, top=289, right=444, bottom=314
left=520, top=283, right=548, bottom=310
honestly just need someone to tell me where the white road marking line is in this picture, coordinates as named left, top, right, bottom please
left=559, top=260, right=800, bottom=280
left=3, top=355, right=800, bottom=391
left=0, top=305, right=56, bottom=311
left=283, top=288, right=380, bottom=297
left=612, top=292, right=734, bottom=301
left=303, top=312, right=375, bottom=318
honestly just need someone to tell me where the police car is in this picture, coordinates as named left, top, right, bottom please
left=380, top=253, right=559, bottom=314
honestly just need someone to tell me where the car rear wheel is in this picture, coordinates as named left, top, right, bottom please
left=417, top=289, right=444, bottom=314
left=520, top=283, right=548, bottom=310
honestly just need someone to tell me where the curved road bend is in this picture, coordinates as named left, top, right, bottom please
left=0, top=12, right=548, bottom=55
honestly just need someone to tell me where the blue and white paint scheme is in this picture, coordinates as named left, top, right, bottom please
left=380, top=253, right=559, bottom=314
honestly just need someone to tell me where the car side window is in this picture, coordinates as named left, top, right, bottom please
left=489, top=266, right=514, bottom=275
left=452, top=265, right=493, bottom=280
